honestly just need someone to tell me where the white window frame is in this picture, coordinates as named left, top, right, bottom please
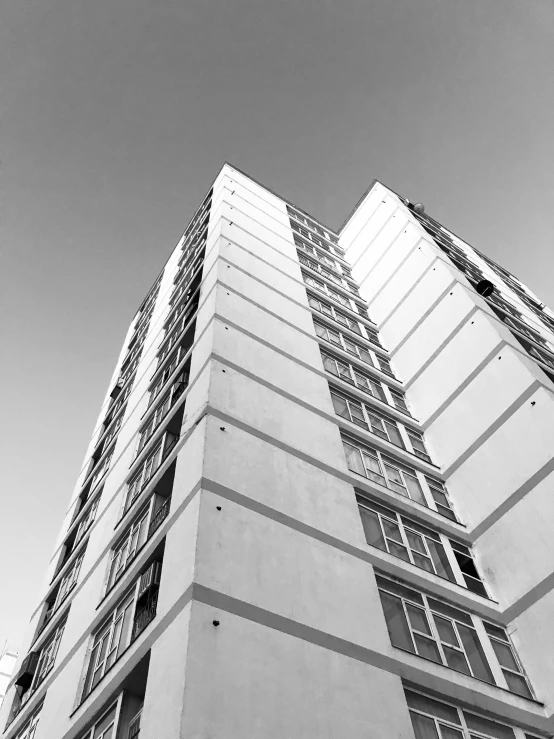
left=124, top=432, right=177, bottom=515
left=105, top=501, right=154, bottom=594
left=341, top=436, right=429, bottom=508
left=13, top=704, right=42, bottom=739
left=357, top=497, right=456, bottom=582
left=330, top=389, right=412, bottom=452
left=82, top=590, right=137, bottom=699
left=405, top=688, right=531, bottom=739
left=55, top=548, right=85, bottom=609
left=377, top=576, right=495, bottom=684
left=32, top=619, right=66, bottom=691
left=79, top=695, right=124, bottom=739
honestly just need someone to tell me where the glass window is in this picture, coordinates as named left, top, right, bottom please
left=33, top=620, right=66, bottom=689
left=450, top=541, right=487, bottom=597
left=83, top=594, right=135, bottom=698
left=425, top=478, right=457, bottom=521
left=107, top=508, right=150, bottom=592
left=377, top=577, right=494, bottom=684
left=407, top=430, right=431, bottom=462
left=405, top=690, right=517, bottom=739
left=357, top=498, right=455, bottom=582
left=483, top=623, right=534, bottom=699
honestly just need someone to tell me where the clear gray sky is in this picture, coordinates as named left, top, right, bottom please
left=1, top=0, right=553, bottom=647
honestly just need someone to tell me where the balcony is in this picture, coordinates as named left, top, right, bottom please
left=131, top=590, right=159, bottom=642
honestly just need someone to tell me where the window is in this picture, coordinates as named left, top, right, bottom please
left=124, top=432, right=178, bottom=514
left=357, top=496, right=454, bottom=581
left=390, top=389, right=410, bottom=415
left=406, top=689, right=517, bottom=739
left=406, top=430, right=431, bottom=463
left=308, top=294, right=362, bottom=335
left=341, top=437, right=427, bottom=506
left=450, top=541, right=487, bottom=597
left=426, top=478, right=457, bottom=521
left=13, top=704, right=42, bottom=739
left=484, top=623, right=533, bottom=699
left=377, top=575, right=494, bottom=683
left=80, top=700, right=119, bottom=739
left=89, top=449, right=114, bottom=492
left=303, top=272, right=352, bottom=308
left=314, top=320, right=343, bottom=348
left=140, top=370, right=188, bottom=455
left=106, top=509, right=150, bottom=592
left=55, top=549, right=85, bottom=608
left=82, top=593, right=136, bottom=698
left=331, top=390, right=405, bottom=449
left=342, top=337, right=374, bottom=367
left=321, top=352, right=387, bottom=403
left=82, top=562, right=162, bottom=700
left=33, top=620, right=66, bottom=689
left=375, top=353, right=395, bottom=377
left=75, top=496, right=101, bottom=545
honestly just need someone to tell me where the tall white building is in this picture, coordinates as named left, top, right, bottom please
left=2, top=164, right=554, bottom=739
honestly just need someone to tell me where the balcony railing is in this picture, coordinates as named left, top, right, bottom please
left=148, top=496, right=172, bottom=538
left=128, top=709, right=142, bottom=739
left=131, top=590, right=158, bottom=642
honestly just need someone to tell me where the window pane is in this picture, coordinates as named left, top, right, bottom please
left=405, top=692, right=460, bottom=725
left=503, top=671, right=533, bottom=699
left=406, top=530, right=426, bottom=554
left=406, top=604, right=433, bottom=635
left=404, top=474, right=426, bottom=505
left=379, top=591, right=415, bottom=653
left=382, top=519, right=403, bottom=543
left=362, top=451, right=386, bottom=485
left=385, top=421, right=404, bottom=448
left=410, top=713, right=440, bottom=739
left=443, top=645, right=470, bottom=675
left=426, top=540, right=455, bottom=581
left=359, top=348, right=373, bottom=365
left=331, top=394, right=350, bottom=420
left=93, top=706, right=117, bottom=739
left=342, top=442, right=366, bottom=476
left=489, top=639, right=519, bottom=671
left=464, top=713, right=516, bottom=739
left=322, top=356, right=338, bottom=375
left=358, top=507, right=386, bottom=551
left=434, top=616, right=459, bottom=647
left=439, top=725, right=464, bottom=739
left=388, top=541, right=411, bottom=562
left=457, top=624, right=494, bottom=683
left=412, top=552, right=435, bottom=574
left=413, top=634, right=442, bottom=663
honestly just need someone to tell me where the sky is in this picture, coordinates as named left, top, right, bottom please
left=1, top=0, right=553, bottom=649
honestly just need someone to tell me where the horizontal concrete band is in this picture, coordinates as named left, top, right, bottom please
left=378, top=255, right=443, bottom=329
left=356, top=225, right=418, bottom=295
left=363, top=238, right=421, bottom=306
left=389, top=279, right=459, bottom=357
left=441, top=381, right=542, bottom=479
left=421, top=341, right=505, bottom=430
left=349, top=207, right=404, bottom=271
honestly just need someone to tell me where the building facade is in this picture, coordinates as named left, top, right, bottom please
left=3, top=163, right=554, bottom=739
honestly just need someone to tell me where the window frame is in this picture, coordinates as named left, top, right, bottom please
left=377, top=575, right=495, bottom=684
left=341, top=436, right=429, bottom=508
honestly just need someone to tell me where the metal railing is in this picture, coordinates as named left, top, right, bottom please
left=131, top=591, right=158, bottom=642
left=148, top=497, right=172, bottom=538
